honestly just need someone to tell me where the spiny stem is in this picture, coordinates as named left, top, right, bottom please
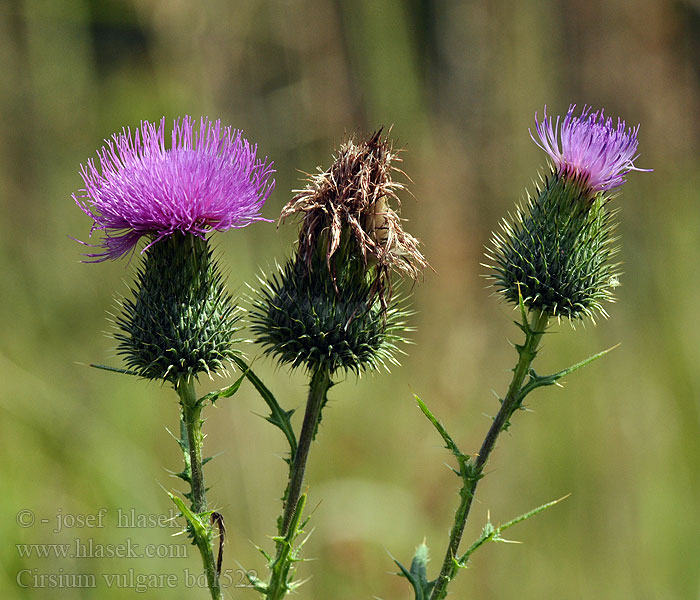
left=264, top=369, right=330, bottom=599
left=429, top=309, right=549, bottom=600
left=179, top=381, right=206, bottom=513
left=279, top=366, right=332, bottom=536
left=177, top=377, right=222, bottom=600
left=266, top=495, right=308, bottom=600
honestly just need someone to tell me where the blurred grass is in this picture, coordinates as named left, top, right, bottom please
left=1, top=0, right=699, bottom=598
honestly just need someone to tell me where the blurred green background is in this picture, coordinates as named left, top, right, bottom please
left=1, top=0, right=698, bottom=598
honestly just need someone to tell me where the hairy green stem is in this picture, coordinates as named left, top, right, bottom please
left=429, top=310, right=549, bottom=600
left=279, top=367, right=332, bottom=536
left=177, top=378, right=222, bottom=600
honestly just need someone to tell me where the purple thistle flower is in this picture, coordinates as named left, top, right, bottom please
left=531, top=104, right=650, bottom=193
left=73, top=116, right=275, bottom=260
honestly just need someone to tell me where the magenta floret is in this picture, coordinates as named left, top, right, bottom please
left=531, top=104, right=649, bottom=193
left=74, top=116, right=275, bottom=260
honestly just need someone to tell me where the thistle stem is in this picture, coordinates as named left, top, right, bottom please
left=177, top=378, right=222, bottom=600
left=429, top=309, right=549, bottom=600
left=279, top=366, right=332, bottom=536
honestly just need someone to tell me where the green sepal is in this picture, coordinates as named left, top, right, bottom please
left=487, top=173, right=620, bottom=321
left=115, top=234, right=242, bottom=383
left=249, top=240, right=412, bottom=376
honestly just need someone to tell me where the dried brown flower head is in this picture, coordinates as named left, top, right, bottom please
left=280, top=130, right=427, bottom=301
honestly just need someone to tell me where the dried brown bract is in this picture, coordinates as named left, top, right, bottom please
left=280, top=130, right=427, bottom=300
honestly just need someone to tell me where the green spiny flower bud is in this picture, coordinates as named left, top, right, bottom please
left=487, top=105, right=650, bottom=321
left=115, top=234, right=241, bottom=381
left=250, top=234, right=411, bottom=375
left=487, top=174, right=619, bottom=321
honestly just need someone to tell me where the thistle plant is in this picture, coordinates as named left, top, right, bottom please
left=395, top=105, right=650, bottom=600
left=245, top=130, right=427, bottom=598
left=73, top=116, right=274, bottom=600
left=68, top=106, right=649, bottom=599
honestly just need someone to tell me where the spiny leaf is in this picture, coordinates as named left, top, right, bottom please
left=517, top=344, right=619, bottom=401
left=198, top=370, right=247, bottom=405
left=394, top=542, right=435, bottom=600
left=414, top=395, right=464, bottom=463
left=458, top=495, right=570, bottom=566
left=90, top=363, right=141, bottom=377
left=168, top=492, right=208, bottom=540
left=265, top=494, right=310, bottom=599
left=232, top=355, right=297, bottom=461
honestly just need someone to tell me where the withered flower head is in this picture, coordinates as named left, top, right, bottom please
left=280, top=130, right=427, bottom=300
left=249, top=130, right=425, bottom=375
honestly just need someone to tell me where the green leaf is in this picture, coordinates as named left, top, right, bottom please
left=89, top=363, right=141, bottom=377
left=168, top=492, right=208, bottom=540
left=399, top=542, right=435, bottom=600
left=517, top=283, right=531, bottom=334
left=415, top=395, right=463, bottom=459
left=458, top=495, right=570, bottom=566
left=232, top=355, right=297, bottom=461
left=311, top=378, right=333, bottom=442
left=265, top=494, right=310, bottom=600
left=198, top=371, right=246, bottom=405
left=394, top=560, right=420, bottom=598
left=414, top=395, right=470, bottom=479
left=517, top=344, right=619, bottom=402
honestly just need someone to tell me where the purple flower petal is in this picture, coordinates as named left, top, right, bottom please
left=530, top=104, right=650, bottom=193
left=73, top=116, right=275, bottom=260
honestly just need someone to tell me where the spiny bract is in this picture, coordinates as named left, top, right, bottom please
left=486, top=173, right=620, bottom=321
left=115, top=234, right=241, bottom=381
left=249, top=243, right=411, bottom=375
